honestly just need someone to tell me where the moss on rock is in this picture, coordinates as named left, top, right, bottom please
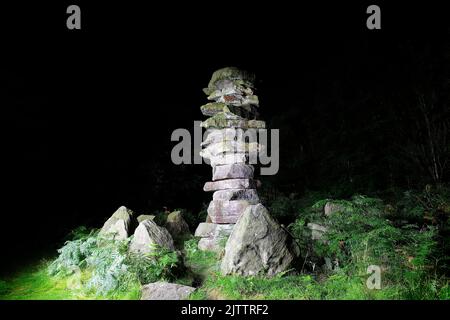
left=204, top=67, right=255, bottom=95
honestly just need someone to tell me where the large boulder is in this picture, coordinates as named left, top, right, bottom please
left=99, top=206, right=133, bottom=240
left=129, top=220, right=175, bottom=255
left=165, top=210, right=190, bottom=238
left=141, top=282, right=195, bottom=300
left=221, top=204, right=299, bottom=276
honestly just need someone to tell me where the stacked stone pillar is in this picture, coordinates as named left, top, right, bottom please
left=194, top=67, right=266, bottom=251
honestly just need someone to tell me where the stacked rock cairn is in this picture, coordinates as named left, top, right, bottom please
left=194, top=67, right=266, bottom=252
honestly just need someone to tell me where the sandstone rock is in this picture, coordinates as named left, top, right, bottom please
left=208, top=200, right=252, bottom=224
left=195, top=223, right=234, bottom=252
left=247, top=120, right=266, bottom=129
left=221, top=204, right=299, bottom=276
left=200, top=118, right=265, bottom=129
left=241, top=95, right=259, bottom=106
left=103, top=219, right=128, bottom=241
left=202, top=128, right=260, bottom=146
left=324, top=202, right=346, bottom=216
left=204, top=178, right=256, bottom=191
left=201, top=117, right=247, bottom=129
left=200, top=102, right=227, bottom=116
left=99, top=206, right=133, bottom=240
left=137, top=214, right=155, bottom=223
left=165, top=210, right=190, bottom=237
left=194, top=223, right=234, bottom=238
left=307, top=223, right=328, bottom=240
left=203, top=67, right=255, bottom=96
left=208, top=153, right=248, bottom=166
left=201, top=142, right=261, bottom=159
left=198, top=237, right=227, bottom=252
left=194, top=222, right=216, bottom=237
left=202, top=128, right=243, bottom=146
left=141, top=282, right=195, bottom=300
left=212, top=189, right=259, bottom=203
left=212, top=164, right=254, bottom=181
left=215, top=93, right=259, bottom=107
left=129, top=220, right=175, bottom=255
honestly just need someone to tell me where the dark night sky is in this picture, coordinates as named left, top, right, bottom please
left=2, top=2, right=449, bottom=271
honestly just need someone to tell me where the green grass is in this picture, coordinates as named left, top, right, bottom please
left=2, top=188, right=449, bottom=300
left=0, top=260, right=140, bottom=300
left=190, top=270, right=449, bottom=300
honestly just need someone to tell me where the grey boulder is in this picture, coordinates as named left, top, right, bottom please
left=165, top=210, right=190, bottom=238
left=141, top=282, right=195, bottom=300
left=221, top=204, right=299, bottom=276
left=129, top=220, right=175, bottom=255
left=99, top=206, right=133, bottom=240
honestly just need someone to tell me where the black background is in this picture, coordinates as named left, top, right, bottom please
left=2, top=1, right=449, bottom=273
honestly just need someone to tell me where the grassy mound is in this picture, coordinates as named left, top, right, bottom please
left=1, top=186, right=449, bottom=300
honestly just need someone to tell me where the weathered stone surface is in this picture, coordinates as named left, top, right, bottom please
left=221, top=204, right=299, bottom=276
left=196, top=67, right=269, bottom=254
left=201, top=117, right=247, bottom=129
left=201, top=118, right=265, bottom=129
left=215, top=93, right=259, bottom=107
left=104, top=219, right=128, bottom=241
left=204, top=179, right=256, bottom=192
left=165, top=210, right=190, bottom=237
left=202, top=128, right=242, bottom=146
left=208, top=153, right=248, bottom=166
left=248, top=120, right=266, bottom=129
left=137, top=214, right=155, bottom=223
left=194, top=223, right=234, bottom=238
left=197, top=223, right=234, bottom=252
left=199, top=237, right=227, bottom=252
left=207, top=200, right=251, bottom=224
left=324, top=202, right=346, bottom=216
left=141, top=282, right=195, bottom=300
left=99, top=206, right=133, bottom=240
left=212, top=189, right=259, bottom=203
left=212, top=164, right=254, bottom=180
left=201, top=142, right=261, bottom=159
left=129, top=220, right=175, bottom=255
left=200, top=102, right=227, bottom=116
left=307, top=223, right=328, bottom=240
left=194, top=222, right=216, bottom=237
left=203, top=67, right=255, bottom=96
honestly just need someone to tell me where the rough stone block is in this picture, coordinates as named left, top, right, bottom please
left=204, top=179, right=256, bottom=192
left=212, top=164, right=254, bottom=180
left=207, top=200, right=251, bottom=224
